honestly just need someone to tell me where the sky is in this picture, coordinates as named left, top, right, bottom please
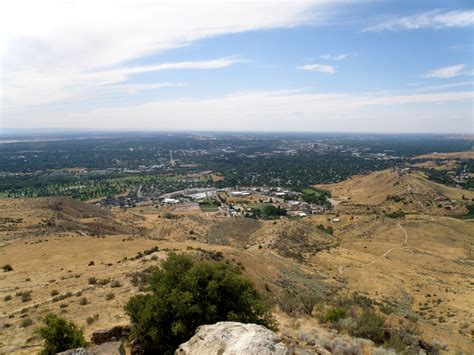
left=0, top=0, right=473, bottom=133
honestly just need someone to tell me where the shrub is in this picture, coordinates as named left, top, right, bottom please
left=20, top=318, right=33, bottom=328
left=350, top=309, right=386, bottom=344
left=125, top=253, right=276, bottom=354
left=110, top=280, right=122, bottom=288
left=86, top=314, right=99, bottom=325
left=2, top=264, right=13, bottom=272
left=88, top=277, right=97, bottom=285
left=17, top=291, right=32, bottom=303
left=35, top=313, right=87, bottom=355
left=300, top=294, right=321, bottom=316
left=98, top=278, right=111, bottom=286
left=50, top=290, right=59, bottom=297
left=385, top=210, right=406, bottom=219
left=79, top=297, right=88, bottom=306
left=105, top=292, right=115, bottom=300
left=4, top=295, right=12, bottom=301
left=278, top=292, right=300, bottom=316
left=322, top=307, right=347, bottom=323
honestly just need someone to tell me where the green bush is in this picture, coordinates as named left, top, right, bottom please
left=125, top=253, right=276, bottom=354
left=300, top=294, right=321, bottom=316
left=20, top=318, right=34, bottom=328
left=35, top=314, right=87, bottom=355
left=385, top=210, right=406, bottom=219
left=322, top=306, right=347, bottom=323
left=350, top=309, right=386, bottom=344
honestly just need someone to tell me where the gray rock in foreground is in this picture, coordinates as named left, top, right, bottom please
left=175, top=321, right=290, bottom=355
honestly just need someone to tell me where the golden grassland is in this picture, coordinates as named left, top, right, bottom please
left=0, top=168, right=473, bottom=354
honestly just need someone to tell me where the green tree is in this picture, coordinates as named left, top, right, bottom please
left=35, top=314, right=87, bottom=355
left=125, top=253, right=276, bottom=354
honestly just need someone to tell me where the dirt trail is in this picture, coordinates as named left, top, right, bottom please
left=339, top=222, right=408, bottom=274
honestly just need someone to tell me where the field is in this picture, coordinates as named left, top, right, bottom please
left=199, top=204, right=219, bottom=212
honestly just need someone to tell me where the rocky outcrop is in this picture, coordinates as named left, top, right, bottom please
left=175, top=322, right=290, bottom=355
left=91, top=325, right=130, bottom=345
left=57, top=341, right=125, bottom=355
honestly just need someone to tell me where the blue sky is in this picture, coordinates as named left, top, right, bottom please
left=0, top=0, right=473, bottom=133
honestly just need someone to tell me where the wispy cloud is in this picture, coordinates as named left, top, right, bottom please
left=320, top=53, right=347, bottom=61
left=1, top=0, right=331, bottom=111
left=423, top=64, right=467, bottom=79
left=95, top=57, right=245, bottom=85
left=364, top=9, right=474, bottom=32
left=298, top=63, right=336, bottom=74
left=10, top=90, right=472, bottom=133
left=411, top=81, right=473, bottom=92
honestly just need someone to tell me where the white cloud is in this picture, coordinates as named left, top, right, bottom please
left=8, top=89, right=473, bottom=133
left=412, top=81, right=473, bottom=92
left=320, top=53, right=347, bottom=60
left=423, top=64, right=467, bottom=79
left=298, top=63, right=336, bottom=74
left=364, top=9, right=474, bottom=32
left=1, top=0, right=334, bottom=112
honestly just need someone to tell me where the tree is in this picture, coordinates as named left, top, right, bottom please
left=125, top=253, right=276, bottom=354
left=35, top=314, right=87, bottom=355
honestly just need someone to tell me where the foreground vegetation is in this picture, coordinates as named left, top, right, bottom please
left=125, top=253, right=275, bottom=354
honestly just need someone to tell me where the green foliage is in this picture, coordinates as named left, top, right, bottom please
left=250, top=205, right=287, bottom=219
left=322, top=307, right=347, bottom=323
left=125, top=253, right=276, bottom=354
left=349, top=309, right=386, bottom=344
left=316, top=224, right=334, bottom=235
left=301, top=188, right=331, bottom=206
left=35, top=313, right=87, bottom=355
left=457, top=203, right=474, bottom=219
left=300, top=294, right=322, bottom=316
left=20, top=318, right=34, bottom=328
left=385, top=210, right=406, bottom=219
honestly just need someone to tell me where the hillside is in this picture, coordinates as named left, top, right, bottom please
left=1, top=170, right=473, bottom=354
left=317, top=168, right=474, bottom=215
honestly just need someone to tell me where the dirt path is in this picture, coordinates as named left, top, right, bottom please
left=338, top=222, right=408, bottom=274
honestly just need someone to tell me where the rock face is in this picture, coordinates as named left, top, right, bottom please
left=175, top=322, right=290, bottom=355
left=57, top=341, right=125, bottom=355
left=91, top=325, right=130, bottom=345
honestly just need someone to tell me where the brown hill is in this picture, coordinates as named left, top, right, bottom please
left=317, top=168, right=474, bottom=215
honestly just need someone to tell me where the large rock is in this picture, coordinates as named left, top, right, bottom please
left=91, top=325, right=130, bottom=345
left=175, top=322, right=290, bottom=355
left=57, top=341, right=125, bottom=355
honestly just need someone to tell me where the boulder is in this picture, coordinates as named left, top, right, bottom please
left=175, top=322, right=290, bottom=355
left=91, top=325, right=130, bottom=345
left=57, top=341, right=125, bottom=355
